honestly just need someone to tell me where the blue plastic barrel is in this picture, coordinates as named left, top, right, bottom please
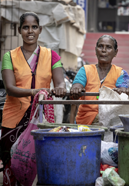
left=110, top=125, right=123, bottom=143
left=31, top=128, right=105, bottom=186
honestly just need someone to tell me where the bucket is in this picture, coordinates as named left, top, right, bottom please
left=115, top=128, right=129, bottom=185
left=31, top=128, right=105, bottom=186
left=119, top=114, right=129, bottom=132
left=110, top=124, right=123, bottom=143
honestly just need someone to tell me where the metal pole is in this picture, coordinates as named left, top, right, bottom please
left=39, top=100, right=129, bottom=105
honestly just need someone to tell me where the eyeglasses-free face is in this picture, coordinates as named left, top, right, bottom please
left=19, top=15, right=42, bottom=46
left=96, top=37, right=118, bottom=64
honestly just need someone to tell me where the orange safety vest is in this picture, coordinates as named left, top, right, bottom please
left=2, top=46, right=52, bottom=128
left=76, top=64, right=122, bottom=125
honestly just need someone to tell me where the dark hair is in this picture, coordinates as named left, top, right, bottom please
left=96, top=35, right=118, bottom=50
left=19, top=12, right=39, bottom=29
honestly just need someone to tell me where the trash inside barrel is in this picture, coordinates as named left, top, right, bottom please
left=31, top=128, right=105, bottom=186
left=119, top=114, right=129, bottom=132
left=37, top=123, right=108, bottom=140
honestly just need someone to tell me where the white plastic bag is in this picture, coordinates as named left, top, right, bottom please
left=101, top=141, right=118, bottom=167
left=102, top=167, right=125, bottom=186
left=99, top=86, right=129, bottom=141
left=95, top=177, right=104, bottom=186
left=99, top=86, right=129, bottom=127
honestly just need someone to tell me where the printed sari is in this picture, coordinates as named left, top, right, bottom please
left=1, top=46, right=40, bottom=186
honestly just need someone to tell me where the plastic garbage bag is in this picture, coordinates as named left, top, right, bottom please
left=99, top=86, right=129, bottom=141
left=102, top=167, right=125, bottom=186
left=101, top=141, right=118, bottom=167
left=10, top=90, right=54, bottom=186
left=10, top=105, right=39, bottom=186
left=95, top=177, right=104, bottom=186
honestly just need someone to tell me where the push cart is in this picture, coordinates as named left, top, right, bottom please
left=31, top=92, right=129, bottom=186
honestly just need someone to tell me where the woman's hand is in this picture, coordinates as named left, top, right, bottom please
left=70, top=83, right=85, bottom=100
left=113, top=87, right=129, bottom=95
left=51, top=87, right=66, bottom=97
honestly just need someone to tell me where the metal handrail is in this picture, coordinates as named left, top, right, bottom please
left=39, top=100, right=129, bottom=105
left=38, top=92, right=129, bottom=105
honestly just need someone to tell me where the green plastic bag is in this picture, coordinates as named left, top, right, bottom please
left=101, top=167, right=125, bottom=186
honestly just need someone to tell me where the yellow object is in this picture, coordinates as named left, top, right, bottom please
left=49, top=127, right=62, bottom=132
left=78, top=125, right=91, bottom=132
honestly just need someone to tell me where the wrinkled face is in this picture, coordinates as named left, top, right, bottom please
left=95, top=37, right=118, bottom=64
left=18, top=15, right=42, bottom=45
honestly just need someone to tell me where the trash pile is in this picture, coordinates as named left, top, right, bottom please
left=96, top=167, right=125, bottom=186
left=49, top=125, right=91, bottom=132
left=95, top=141, right=125, bottom=186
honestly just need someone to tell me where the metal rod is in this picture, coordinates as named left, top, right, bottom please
left=39, top=94, right=44, bottom=123
left=39, top=100, right=129, bottom=105
left=39, top=104, right=43, bottom=123
left=55, top=92, right=99, bottom=96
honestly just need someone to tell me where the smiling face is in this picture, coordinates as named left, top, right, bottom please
left=95, top=37, right=118, bottom=65
left=18, top=15, right=42, bottom=46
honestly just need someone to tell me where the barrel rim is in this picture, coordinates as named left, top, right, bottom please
left=115, top=128, right=129, bottom=137
left=31, top=128, right=105, bottom=138
left=110, top=124, right=123, bottom=132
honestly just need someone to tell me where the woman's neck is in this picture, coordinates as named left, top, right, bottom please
left=22, top=43, right=38, bottom=53
left=97, top=63, right=112, bottom=71
left=22, top=43, right=38, bottom=61
left=96, top=63, right=112, bottom=81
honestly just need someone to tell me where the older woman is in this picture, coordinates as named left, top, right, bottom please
left=70, top=35, right=129, bottom=125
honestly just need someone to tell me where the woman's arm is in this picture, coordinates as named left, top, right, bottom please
left=2, top=69, right=43, bottom=97
left=113, top=70, right=129, bottom=95
left=70, top=104, right=78, bottom=123
left=52, top=67, right=66, bottom=97
left=70, top=66, right=86, bottom=99
left=70, top=83, right=85, bottom=99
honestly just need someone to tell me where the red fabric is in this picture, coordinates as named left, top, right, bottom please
left=29, top=89, right=55, bottom=123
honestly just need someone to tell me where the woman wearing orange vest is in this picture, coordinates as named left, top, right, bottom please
left=1, top=12, right=66, bottom=185
left=70, top=35, right=129, bottom=125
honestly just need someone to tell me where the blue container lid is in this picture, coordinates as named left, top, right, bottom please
left=31, top=128, right=105, bottom=140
